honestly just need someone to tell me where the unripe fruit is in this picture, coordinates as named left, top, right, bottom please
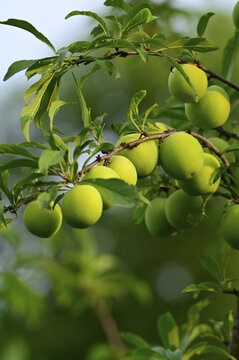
left=145, top=198, right=176, bottom=238
left=159, top=132, right=204, bottom=180
left=178, top=153, right=221, bottom=196
left=116, top=133, right=158, bottom=178
left=83, top=166, right=120, bottom=209
left=104, top=155, right=137, bottom=185
left=24, top=201, right=62, bottom=238
left=205, top=137, right=236, bottom=164
left=168, top=64, right=208, bottom=103
left=221, top=205, right=239, bottom=249
left=185, top=86, right=230, bottom=129
left=233, top=1, right=239, bottom=28
left=62, top=185, right=103, bottom=228
left=165, top=190, right=203, bottom=230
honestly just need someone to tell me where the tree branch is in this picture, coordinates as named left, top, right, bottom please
left=216, top=126, right=239, bottom=141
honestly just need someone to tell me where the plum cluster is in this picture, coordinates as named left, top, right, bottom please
left=23, top=63, right=239, bottom=251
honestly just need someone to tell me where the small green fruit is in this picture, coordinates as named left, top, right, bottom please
left=159, top=132, right=204, bottom=180
left=168, top=64, right=208, bottom=103
left=233, top=1, right=239, bottom=28
left=62, top=185, right=103, bottom=228
left=83, top=166, right=120, bottom=209
left=221, top=205, right=239, bottom=249
left=145, top=198, right=176, bottom=237
left=205, top=137, right=236, bottom=164
left=24, top=201, right=62, bottom=238
left=185, top=86, right=230, bottom=129
left=165, top=190, right=203, bottom=229
left=179, top=153, right=221, bottom=196
left=106, top=155, right=137, bottom=185
left=116, top=133, right=158, bottom=178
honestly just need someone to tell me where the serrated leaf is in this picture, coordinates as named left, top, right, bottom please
left=199, top=255, right=223, bottom=282
left=38, top=150, right=65, bottom=175
left=197, top=12, right=215, bottom=37
left=222, top=29, right=239, bottom=78
left=38, top=186, right=58, bottom=210
left=157, top=312, right=180, bottom=348
left=104, top=0, right=131, bottom=12
left=3, top=59, right=37, bottom=81
left=168, top=37, right=218, bottom=53
left=120, top=332, right=149, bottom=348
left=65, top=11, right=109, bottom=36
left=0, top=18, right=56, bottom=53
left=82, top=178, right=140, bottom=207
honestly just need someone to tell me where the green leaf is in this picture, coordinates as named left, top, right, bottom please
left=221, top=29, right=239, bottom=78
left=65, top=11, right=109, bottom=36
left=0, top=171, right=13, bottom=202
left=200, top=346, right=236, bottom=360
left=82, top=178, right=140, bottom=207
left=0, top=201, right=7, bottom=228
left=38, top=186, right=58, bottom=210
left=19, top=141, right=50, bottom=150
left=0, top=144, right=38, bottom=159
left=120, top=332, right=149, bottom=348
left=3, top=59, right=37, bottom=81
left=95, top=59, right=120, bottom=78
left=137, top=48, right=149, bottom=63
left=182, top=281, right=221, bottom=294
left=182, top=342, right=208, bottom=360
left=25, top=56, right=58, bottom=79
left=157, top=312, right=180, bottom=348
left=182, top=324, right=212, bottom=351
left=197, top=12, right=215, bottom=37
left=199, top=255, right=223, bottom=282
left=68, top=41, right=91, bottom=53
left=0, top=159, right=38, bottom=172
left=104, top=0, right=131, bottom=12
left=130, top=90, right=147, bottom=115
left=38, top=150, right=65, bottom=175
left=24, top=73, right=53, bottom=105
left=168, top=37, right=219, bottom=53
left=12, top=173, right=43, bottom=199
left=121, top=3, right=154, bottom=37
left=49, top=100, right=74, bottom=128
left=224, top=310, right=234, bottom=338
left=133, top=347, right=166, bottom=359
left=0, top=18, right=56, bottom=53
left=72, top=72, right=91, bottom=126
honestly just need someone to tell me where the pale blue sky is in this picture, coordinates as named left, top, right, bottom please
left=0, top=0, right=236, bottom=97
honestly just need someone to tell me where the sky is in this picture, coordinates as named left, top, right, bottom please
left=0, top=0, right=236, bottom=97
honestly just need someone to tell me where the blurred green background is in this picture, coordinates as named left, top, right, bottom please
left=0, top=1, right=239, bottom=359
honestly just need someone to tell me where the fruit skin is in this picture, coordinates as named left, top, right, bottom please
left=62, top=184, right=103, bottom=228
left=165, top=190, right=203, bottom=230
left=233, top=1, right=239, bottom=28
left=83, top=166, right=120, bottom=209
left=168, top=64, right=208, bottom=103
left=178, top=153, right=221, bottom=196
left=185, top=86, right=230, bottom=129
left=159, top=132, right=204, bottom=180
left=103, top=155, right=137, bottom=185
left=24, top=201, right=62, bottom=238
left=116, top=133, right=158, bottom=178
left=221, top=205, right=239, bottom=250
left=205, top=137, right=236, bottom=164
left=145, top=198, right=176, bottom=238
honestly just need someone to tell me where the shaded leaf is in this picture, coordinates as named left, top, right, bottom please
left=199, top=255, right=223, bottom=282
left=38, top=186, right=58, bottom=210
left=121, top=3, right=154, bottom=37
left=104, top=0, right=131, bottom=12
left=222, top=29, right=239, bottom=78
left=157, top=312, right=180, bottom=348
left=38, top=150, right=65, bottom=175
left=0, top=18, right=55, bottom=53
left=168, top=37, right=218, bottom=53
left=197, top=12, right=215, bottom=37
left=0, top=144, right=38, bottom=159
left=182, top=281, right=221, bottom=294
left=65, top=11, right=109, bottom=36
left=0, top=159, right=38, bottom=172
left=72, top=73, right=91, bottom=126
left=3, top=59, right=37, bottom=81
left=120, top=332, right=149, bottom=348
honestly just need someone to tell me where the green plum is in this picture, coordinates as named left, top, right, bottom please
left=62, top=184, right=103, bottom=228
left=205, top=137, right=236, bottom=164
left=105, top=155, right=137, bottom=185
left=145, top=198, right=176, bottom=238
left=168, top=63, right=208, bottom=103
left=179, top=153, right=221, bottom=196
left=83, top=166, right=120, bottom=209
left=221, top=205, right=239, bottom=249
left=165, top=189, right=203, bottom=230
left=233, top=1, right=239, bottom=28
left=116, top=133, right=158, bottom=178
left=185, top=86, right=230, bottom=129
left=24, top=201, right=62, bottom=238
left=159, top=132, right=204, bottom=180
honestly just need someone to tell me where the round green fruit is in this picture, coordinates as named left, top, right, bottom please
left=24, top=201, right=62, bottom=238
left=116, top=133, right=158, bottom=178
left=145, top=198, right=176, bottom=238
left=233, top=1, right=239, bottom=28
left=159, top=132, right=204, bottom=180
left=105, top=155, right=137, bottom=185
left=221, top=205, right=239, bottom=249
left=185, top=86, right=230, bottom=129
left=165, top=190, right=203, bottom=230
left=62, top=184, right=103, bottom=228
left=168, top=64, right=208, bottom=103
left=83, top=166, right=120, bottom=209
left=205, top=137, right=236, bottom=164
left=178, top=153, right=221, bottom=196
